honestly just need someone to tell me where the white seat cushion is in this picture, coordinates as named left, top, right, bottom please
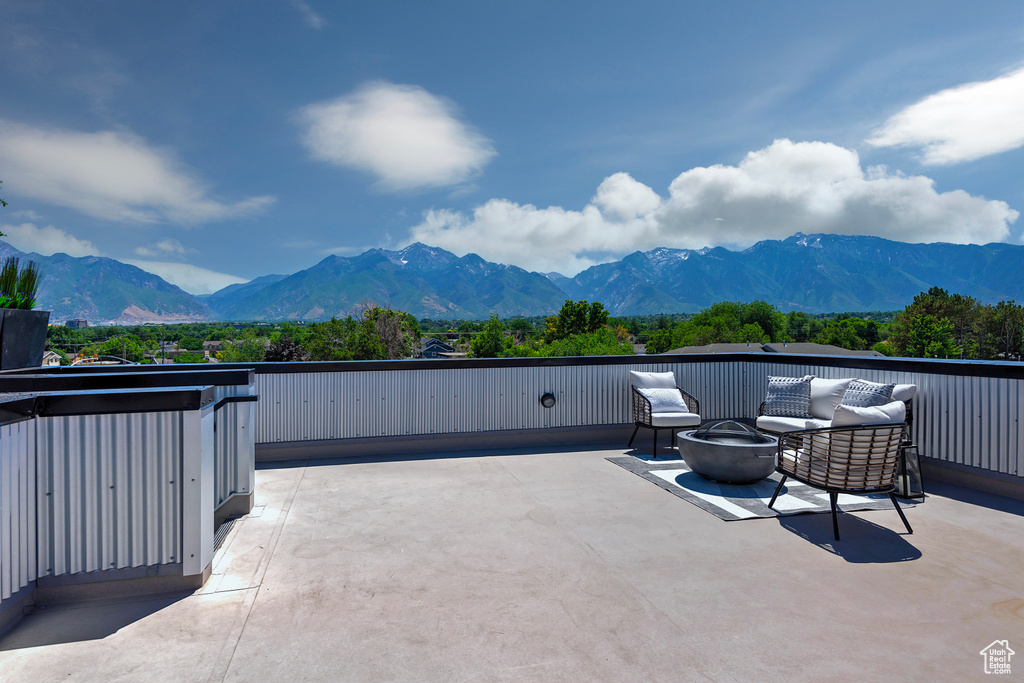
left=756, top=415, right=829, bottom=433
left=629, top=370, right=676, bottom=389
left=650, top=412, right=701, bottom=427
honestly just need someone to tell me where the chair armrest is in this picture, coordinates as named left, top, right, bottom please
left=631, top=386, right=653, bottom=425
left=758, top=401, right=767, bottom=417
left=678, top=387, right=700, bottom=415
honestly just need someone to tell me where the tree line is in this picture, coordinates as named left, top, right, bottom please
left=44, top=289, right=1023, bottom=363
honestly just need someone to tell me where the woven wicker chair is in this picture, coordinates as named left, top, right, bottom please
left=767, top=423, right=913, bottom=540
left=627, top=371, right=701, bottom=458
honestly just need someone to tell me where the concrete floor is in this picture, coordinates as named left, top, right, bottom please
left=1, top=443, right=1023, bottom=682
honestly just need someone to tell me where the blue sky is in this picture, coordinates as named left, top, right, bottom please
left=1, top=0, right=1023, bottom=293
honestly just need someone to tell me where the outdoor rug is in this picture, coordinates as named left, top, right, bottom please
left=607, top=455, right=918, bottom=521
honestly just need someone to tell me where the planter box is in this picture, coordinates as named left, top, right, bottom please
left=0, top=309, right=50, bottom=370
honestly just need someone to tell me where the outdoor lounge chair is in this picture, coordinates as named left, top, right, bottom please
left=767, top=422, right=913, bottom=540
left=627, top=370, right=701, bottom=458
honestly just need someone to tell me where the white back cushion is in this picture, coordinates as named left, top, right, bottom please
left=832, top=400, right=906, bottom=427
left=629, top=371, right=676, bottom=389
left=809, top=378, right=854, bottom=419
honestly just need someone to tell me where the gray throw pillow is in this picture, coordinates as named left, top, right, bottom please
left=764, top=375, right=813, bottom=417
left=840, top=379, right=896, bottom=408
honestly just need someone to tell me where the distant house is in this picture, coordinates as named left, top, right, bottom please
left=42, top=350, right=62, bottom=367
left=65, top=318, right=88, bottom=329
left=419, top=337, right=456, bottom=359
left=203, top=340, right=223, bottom=354
left=664, top=342, right=885, bottom=357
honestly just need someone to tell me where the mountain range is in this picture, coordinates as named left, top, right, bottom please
left=5, top=233, right=1024, bottom=324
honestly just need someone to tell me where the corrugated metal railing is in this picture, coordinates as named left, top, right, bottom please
left=253, top=355, right=1022, bottom=478
left=0, top=419, right=36, bottom=604
left=0, top=380, right=255, bottom=623
left=35, top=413, right=184, bottom=576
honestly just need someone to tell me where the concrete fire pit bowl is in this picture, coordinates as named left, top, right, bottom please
left=676, top=420, right=778, bottom=484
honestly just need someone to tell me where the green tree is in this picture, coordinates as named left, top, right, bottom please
left=814, top=318, right=867, bottom=350
left=548, top=300, right=610, bottom=341
left=265, top=336, right=304, bottom=362
left=218, top=338, right=269, bottom=363
left=736, top=323, right=767, bottom=343
left=305, top=306, right=419, bottom=361
left=645, top=328, right=675, bottom=354
left=540, top=328, right=634, bottom=356
left=306, top=317, right=358, bottom=361
left=82, top=334, right=148, bottom=364
left=506, top=318, right=536, bottom=344
left=179, top=335, right=204, bottom=351
left=890, top=314, right=960, bottom=358
left=785, top=311, right=825, bottom=342
left=742, top=300, right=786, bottom=342
left=173, top=351, right=208, bottom=364
left=470, top=315, right=508, bottom=358
left=47, top=325, right=88, bottom=352
left=987, top=300, right=1024, bottom=360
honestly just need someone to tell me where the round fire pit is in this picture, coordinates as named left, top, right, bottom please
left=676, top=420, right=778, bottom=484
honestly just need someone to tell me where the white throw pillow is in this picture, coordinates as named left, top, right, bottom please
left=832, top=400, right=906, bottom=427
left=636, top=387, right=690, bottom=413
left=629, top=370, right=676, bottom=390
left=809, top=378, right=854, bottom=420
left=892, top=384, right=917, bottom=402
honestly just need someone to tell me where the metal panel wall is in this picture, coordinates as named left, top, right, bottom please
left=0, top=420, right=37, bottom=602
left=35, top=412, right=183, bottom=578
left=214, top=401, right=254, bottom=509
left=213, top=381, right=256, bottom=510
left=254, top=358, right=1023, bottom=478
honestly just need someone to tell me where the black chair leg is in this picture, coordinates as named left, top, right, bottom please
left=652, top=429, right=658, bottom=458
left=830, top=492, right=841, bottom=541
left=628, top=424, right=639, bottom=448
left=889, top=493, right=913, bottom=534
left=768, top=475, right=787, bottom=508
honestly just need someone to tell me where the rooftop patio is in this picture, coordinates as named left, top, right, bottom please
left=2, top=438, right=1022, bottom=681
left=2, top=352, right=1023, bottom=680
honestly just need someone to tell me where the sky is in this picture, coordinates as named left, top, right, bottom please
left=1, top=1, right=1023, bottom=294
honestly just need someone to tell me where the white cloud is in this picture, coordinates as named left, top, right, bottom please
left=296, top=82, right=496, bottom=191
left=0, top=222, right=99, bottom=257
left=410, top=139, right=1020, bottom=275
left=866, top=66, right=1024, bottom=165
left=0, top=120, right=276, bottom=223
left=124, top=259, right=248, bottom=296
left=134, top=238, right=196, bottom=258
left=290, top=0, right=325, bottom=29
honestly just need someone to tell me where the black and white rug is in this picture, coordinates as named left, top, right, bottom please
left=607, top=455, right=918, bottom=521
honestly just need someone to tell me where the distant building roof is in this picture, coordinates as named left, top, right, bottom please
left=664, top=342, right=884, bottom=357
